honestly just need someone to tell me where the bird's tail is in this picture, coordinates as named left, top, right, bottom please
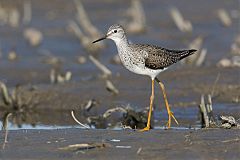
left=179, top=49, right=197, bottom=60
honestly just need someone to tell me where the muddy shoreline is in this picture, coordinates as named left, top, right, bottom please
left=0, top=128, right=239, bottom=160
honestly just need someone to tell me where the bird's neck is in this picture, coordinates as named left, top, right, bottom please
left=114, top=36, right=129, bottom=53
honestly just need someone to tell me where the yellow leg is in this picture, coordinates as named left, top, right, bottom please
left=140, top=79, right=154, bottom=131
left=158, top=81, right=179, bottom=128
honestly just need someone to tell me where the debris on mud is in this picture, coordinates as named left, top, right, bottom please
left=0, top=81, right=39, bottom=110
left=39, top=49, right=63, bottom=66
left=0, top=81, right=39, bottom=127
left=58, top=142, right=111, bottom=153
left=198, top=94, right=215, bottom=128
left=217, top=56, right=240, bottom=68
left=89, top=55, right=112, bottom=78
left=8, top=50, right=18, bottom=61
left=72, top=105, right=150, bottom=129
left=220, top=116, right=240, bottom=129
left=83, top=99, right=97, bottom=112
left=89, top=55, right=119, bottom=95
left=23, top=28, right=43, bottom=46
left=106, top=80, right=119, bottom=95
left=2, top=112, right=12, bottom=149
left=124, top=0, right=146, bottom=34
left=88, top=106, right=150, bottom=129
left=198, top=94, right=239, bottom=129
left=50, top=69, right=72, bottom=84
left=71, top=110, right=90, bottom=129
left=169, top=7, right=193, bottom=33
left=217, top=9, right=232, bottom=27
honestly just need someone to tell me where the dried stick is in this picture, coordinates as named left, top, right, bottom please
left=207, top=94, right=213, bottom=113
left=217, top=9, right=232, bottom=27
left=0, top=4, right=8, bottom=25
left=169, top=7, right=192, bottom=32
left=73, top=0, right=101, bottom=38
left=70, top=110, right=90, bottom=129
left=131, top=0, right=146, bottom=25
left=8, top=8, right=20, bottom=28
left=68, top=20, right=90, bottom=47
left=106, top=80, right=119, bottom=94
left=206, top=94, right=215, bottom=125
left=68, top=21, right=104, bottom=52
left=58, top=142, right=110, bottom=151
left=199, top=95, right=209, bottom=127
left=126, top=0, right=146, bottom=33
left=103, top=107, right=127, bottom=118
left=84, top=99, right=96, bottom=112
left=50, top=69, right=56, bottom=83
left=89, top=55, right=112, bottom=77
left=183, top=36, right=203, bottom=65
left=0, top=81, right=12, bottom=105
left=23, top=0, right=32, bottom=24
left=195, top=48, right=207, bottom=66
left=2, top=113, right=12, bottom=149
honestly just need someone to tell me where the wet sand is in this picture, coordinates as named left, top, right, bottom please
left=0, top=129, right=240, bottom=160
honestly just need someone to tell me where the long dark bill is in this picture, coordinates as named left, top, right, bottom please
left=92, top=36, right=107, bottom=43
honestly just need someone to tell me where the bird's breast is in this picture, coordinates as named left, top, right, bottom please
left=116, top=49, right=164, bottom=79
left=118, top=52, right=147, bottom=76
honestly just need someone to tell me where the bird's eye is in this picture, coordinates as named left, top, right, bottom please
left=114, top=30, right=117, bottom=33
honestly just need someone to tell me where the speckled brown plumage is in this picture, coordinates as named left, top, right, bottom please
left=129, top=44, right=197, bottom=70
left=93, top=24, right=197, bottom=79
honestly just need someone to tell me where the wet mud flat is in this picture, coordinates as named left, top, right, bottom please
left=0, top=0, right=239, bottom=129
left=0, top=0, right=239, bottom=159
left=0, top=128, right=239, bottom=160
left=0, top=66, right=239, bottom=129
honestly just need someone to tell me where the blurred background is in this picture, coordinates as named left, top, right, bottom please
left=0, top=0, right=239, bottom=129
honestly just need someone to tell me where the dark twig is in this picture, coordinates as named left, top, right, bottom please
left=199, top=95, right=209, bottom=128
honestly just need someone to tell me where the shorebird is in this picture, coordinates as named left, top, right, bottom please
left=93, top=24, right=197, bottom=131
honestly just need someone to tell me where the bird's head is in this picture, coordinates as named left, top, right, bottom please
left=93, top=24, right=126, bottom=44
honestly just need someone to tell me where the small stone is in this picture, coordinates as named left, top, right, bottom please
left=217, top=58, right=232, bottom=67
left=8, top=51, right=17, bottom=61
left=77, top=56, right=87, bottom=64
left=24, top=28, right=43, bottom=46
left=65, top=71, right=72, bottom=81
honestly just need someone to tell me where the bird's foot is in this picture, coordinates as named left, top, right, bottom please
left=139, top=126, right=150, bottom=132
left=166, top=111, right=179, bottom=129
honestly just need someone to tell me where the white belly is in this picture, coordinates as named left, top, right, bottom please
left=119, top=54, right=165, bottom=79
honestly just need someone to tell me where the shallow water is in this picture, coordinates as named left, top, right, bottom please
left=1, top=103, right=238, bottom=130
left=0, top=0, right=239, bottom=83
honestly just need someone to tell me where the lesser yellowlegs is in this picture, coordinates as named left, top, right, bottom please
left=93, top=24, right=197, bottom=131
